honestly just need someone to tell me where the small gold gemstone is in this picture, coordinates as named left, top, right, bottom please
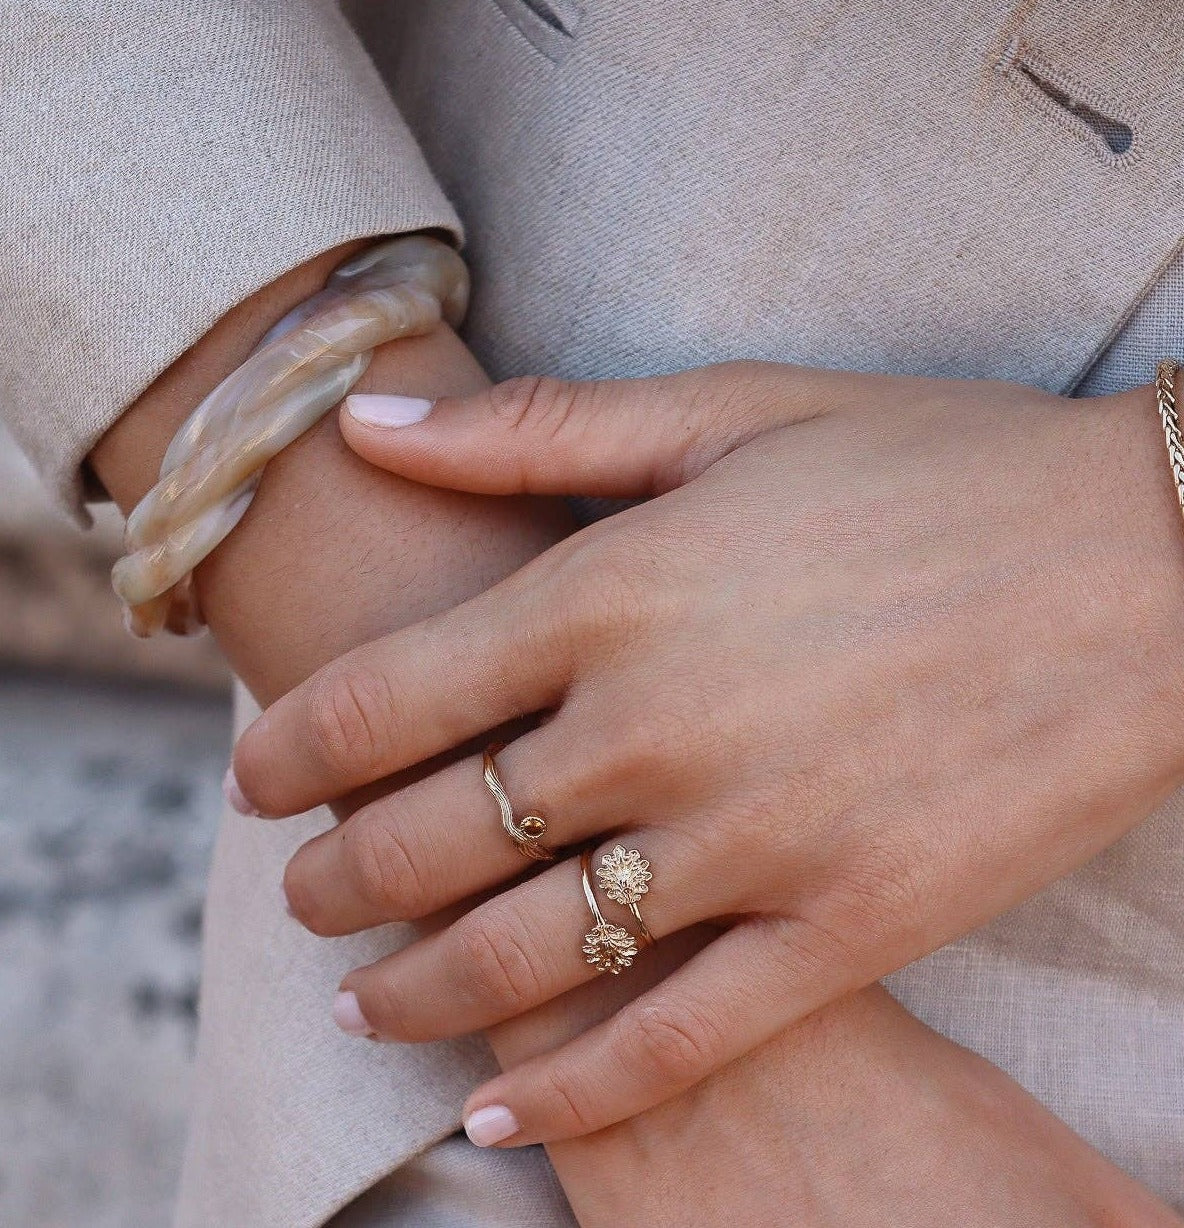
left=519, top=814, right=547, bottom=837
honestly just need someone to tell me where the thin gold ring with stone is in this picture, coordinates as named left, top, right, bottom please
left=595, top=844, right=654, bottom=944
left=580, top=848, right=640, bottom=974
left=482, top=743, right=555, bottom=862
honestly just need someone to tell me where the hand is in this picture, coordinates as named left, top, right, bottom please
left=545, top=985, right=1182, bottom=1228
left=499, top=935, right=1181, bottom=1226
left=232, top=361, right=1184, bottom=1145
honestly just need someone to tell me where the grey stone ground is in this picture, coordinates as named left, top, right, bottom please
left=1, top=425, right=233, bottom=1227
left=0, top=670, right=230, bottom=1228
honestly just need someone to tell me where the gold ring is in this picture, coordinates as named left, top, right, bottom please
left=482, top=743, right=555, bottom=862
left=580, top=848, right=640, bottom=974
left=595, top=845, right=654, bottom=944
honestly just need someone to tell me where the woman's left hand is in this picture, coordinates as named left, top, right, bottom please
left=232, top=360, right=1184, bottom=1146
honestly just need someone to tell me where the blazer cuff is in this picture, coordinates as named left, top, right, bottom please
left=0, top=1, right=461, bottom=525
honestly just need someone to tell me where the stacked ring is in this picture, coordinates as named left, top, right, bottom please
left=595, top=845, right=654, bottom=944
left=580, top=848, right=640, bottom=974
left=482, top=744, right=556, bottom=862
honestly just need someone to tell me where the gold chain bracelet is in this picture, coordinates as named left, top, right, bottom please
left=1154, top=359, right=1184, bottom=523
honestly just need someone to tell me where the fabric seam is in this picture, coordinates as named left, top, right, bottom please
left=1065, top=236, right=1184, bottom=395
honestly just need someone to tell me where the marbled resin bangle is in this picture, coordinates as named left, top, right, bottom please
left=112, top=235, right=468, bottom=637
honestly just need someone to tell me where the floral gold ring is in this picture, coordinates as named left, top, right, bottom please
left=595, top=844, right=654, bottom=945
left=482, top=743, right=555, bottom=863
left=580, top=848, right=641, bottom=975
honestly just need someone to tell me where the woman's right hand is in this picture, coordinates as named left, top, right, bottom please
left=528, top=976, right=1181, bottom=1228
left=236, top=365, right=1184, bottom=1145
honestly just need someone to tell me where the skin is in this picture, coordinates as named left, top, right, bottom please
left=539, top=975, right=1183, bottom=1228
left=92, top=250, right=1182, bottom=1224
left=233, top=361, right=1184, bottom=1149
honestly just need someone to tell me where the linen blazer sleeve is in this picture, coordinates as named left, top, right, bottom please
left=0, top=0, right=461, bottom=524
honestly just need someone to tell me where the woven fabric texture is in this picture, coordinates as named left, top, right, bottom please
left=0, top=0, right=459, bottom=524
left=3, top=2, right=1184, bottom=1225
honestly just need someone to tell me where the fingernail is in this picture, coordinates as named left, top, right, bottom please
left=332, top=990, right=375, bottom=1038
left=464, top=1105, right=520, bottom=1148
left=222, top=767, right=259, bottom=818
left=345, top=394, right=434, bottom=428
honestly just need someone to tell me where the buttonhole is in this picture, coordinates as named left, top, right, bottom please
left=1014, top=60, right=1134, bottom=155
left=515, top=0, right=577, bottom=36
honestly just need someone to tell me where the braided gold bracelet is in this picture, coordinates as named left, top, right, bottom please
left=112, top=235, right=469, bottom=637
left=1154, top=359, right=1184, bottom=523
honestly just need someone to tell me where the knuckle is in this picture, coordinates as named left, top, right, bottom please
left=536, top=1069, right=601, bottom=1137
left=586, top=557, right=653, bottom=636
left=763, top=845, right=934, bottom=994
left=607, top=714, right=671, bottom=786
left=818, top=840, right=933, bottom=953
left=557, top=535, right=666, bottom=650
left=526, top=518, right=685, bottom=669
left=760, top=911, right=854, bottom=984
left=599, top=700, right=714, bottom=799
left=628, top=1001, right=725, bottom=1088
left=489, top=374, right=580, bottom=440
left=343, top=813, right=426, bottom=921
left=454, top=909, right=545, bottom=1013
left=304, top=664, right=400, bottom=782
left=679, top=361, right=779, bottom=443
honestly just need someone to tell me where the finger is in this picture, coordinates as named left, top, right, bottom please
left=336, top=832, right=729, bottom=1043
left=285, top=723, right=610, bottom=935
left=339, top=361, right=834, bottom=499
left=231, top=565, right=569, bottom=817
left=459, top=917, right=864, bottom=1146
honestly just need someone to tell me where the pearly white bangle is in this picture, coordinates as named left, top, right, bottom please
left=112, top=235, right=469, bottom=637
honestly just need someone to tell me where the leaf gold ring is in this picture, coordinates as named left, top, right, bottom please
left=482, top=743, right=556, bottom=862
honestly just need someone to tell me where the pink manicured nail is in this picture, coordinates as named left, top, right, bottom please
left=332, top=990, right=374, bottom=1038
left=464, top=1105, right=520, bottom=1147
left=222, top=767, right=259, bottom=817
left=345, top=394, right=434, bottom=428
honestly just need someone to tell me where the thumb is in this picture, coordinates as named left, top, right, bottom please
left=338, top=361, right=820, bottom=498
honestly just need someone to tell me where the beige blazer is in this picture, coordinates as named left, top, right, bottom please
left=3, top=2, right=1183, bottom=1224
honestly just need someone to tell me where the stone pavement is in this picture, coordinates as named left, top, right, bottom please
left=0, top=669, right=231, bottom=1228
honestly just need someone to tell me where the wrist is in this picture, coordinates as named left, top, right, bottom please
left=1045, top=382, right=1184, bottom=801
left=90, top=240, right=369, bottom=513
left=91, top=242, right=570, bottom=705
left=1098, top=382, right=1184, bottom=766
